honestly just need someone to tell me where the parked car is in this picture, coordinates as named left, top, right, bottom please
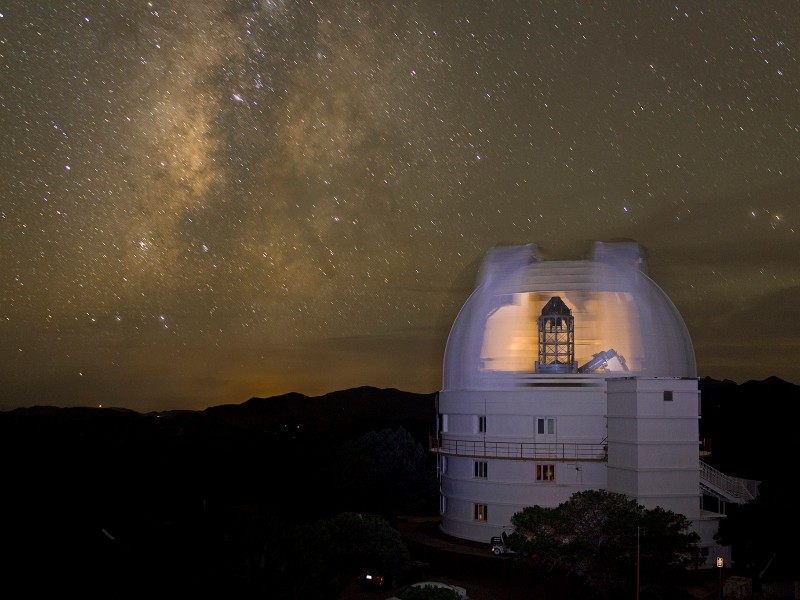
left=356, top=569, right=394, bottom=589
left=490, top=531, right=517, bottom=556
left=355, top=560, right=431, bottom=590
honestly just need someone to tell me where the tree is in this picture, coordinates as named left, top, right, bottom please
left=329, top=427, right=438, bottom=518
left=715, top=479, right=800, bottom=583
left=510, top=490, right=701, bottom=600
left=258, top=512, right=410, bottom=599
left=397, top=583, right=465, bottom=600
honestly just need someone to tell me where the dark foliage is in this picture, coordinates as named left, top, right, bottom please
left=328, top=427, right=439, bottom=517
left=510, top=490, right=701, bottom=600
left=699, top=376, right=799, bottom=482
left=715, top=478, right=800, bottom=582
left=397, top=584, right=463, bottom=600
left=698, top=377, right=800, bottom=582
left=0, top=387, right=436, bottom=598
left=257, top=512, right=410, bottom=599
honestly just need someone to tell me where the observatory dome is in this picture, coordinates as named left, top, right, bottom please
left=442, top=241, right=696, bottom=391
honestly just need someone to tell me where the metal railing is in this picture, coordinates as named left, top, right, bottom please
left=700, top=460, right=760, bottom=502
left=430, top=436, right=607, bottom=462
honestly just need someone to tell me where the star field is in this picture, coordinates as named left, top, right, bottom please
left=1, top=1, right=798, bottom=411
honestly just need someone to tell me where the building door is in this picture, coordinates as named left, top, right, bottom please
left=536, top=417, right=557, bottom=457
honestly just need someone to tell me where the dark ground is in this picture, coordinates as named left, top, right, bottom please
left=338, top=517, right=721, bottom=600
left=337, top=517, right=573, bottom=600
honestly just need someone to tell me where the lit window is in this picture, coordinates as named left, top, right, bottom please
left=474, top=503, right=488, bottom=521
left=536, top=464, right=555, bottom=481
left=474, top=460, right=488, bottom=478
left=478, top=415, right=487, bottom=433
left=440, top=455, right=448, bottom=475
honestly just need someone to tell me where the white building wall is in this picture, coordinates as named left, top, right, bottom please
left=606, top=377, right=701, bottom=519
left=440, top=456, right=608, bottom=542
left=438, top=380, right=610, bottom=541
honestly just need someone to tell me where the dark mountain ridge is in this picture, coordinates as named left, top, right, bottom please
left=1, top=386, right=438, bottom=522
left=698, top=376, right=799, bottom=482
left=3, top=377, right=796, bottom=488
left=1, top=385, right=436, bottom=448
left=4, top=378, right=798, bottom=461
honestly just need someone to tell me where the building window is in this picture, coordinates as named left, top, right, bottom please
left=537, top=417, right=555, bottom=435
left=664, top=390, right=673, bottom=402
left=440, top=414, right=448, bottom=433
left=474, top=460, right=488, bottom=479
left=474, top=503, right=488, bottom=521
left=536, top=464, right=555, bottom=481
left=439, top=455, right=448, bottom=475
left=440, top=495, right=447, bottom=515
left=477, top=415, right=487, bottom=433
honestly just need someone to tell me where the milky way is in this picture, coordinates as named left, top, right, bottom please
left=1, top=1, right=798, bottom=411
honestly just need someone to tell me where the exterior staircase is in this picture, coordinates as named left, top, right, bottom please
left=700, top=461, right=760, bottom=504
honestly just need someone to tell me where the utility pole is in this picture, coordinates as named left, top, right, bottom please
left=636, top=526, right=640, bottom=600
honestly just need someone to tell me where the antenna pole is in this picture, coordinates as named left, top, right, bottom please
left=636, top=527, right=640, bottom=600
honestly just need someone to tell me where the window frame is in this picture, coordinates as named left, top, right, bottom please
left=536, top=463, right=555, bottom=482
left=477, top=415, right=487, bottom=433
left=537, top=417, right=556, bottom=435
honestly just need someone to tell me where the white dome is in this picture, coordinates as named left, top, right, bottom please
left=442, top=241, right=696, bottom=390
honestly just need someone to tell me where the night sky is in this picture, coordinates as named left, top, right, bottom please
left=2, top=1, right=798, bottom=412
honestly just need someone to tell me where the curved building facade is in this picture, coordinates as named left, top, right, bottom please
left=435, top=241, right=730, bottom=567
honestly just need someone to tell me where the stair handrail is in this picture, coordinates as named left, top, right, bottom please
left=700, top=460, right=760, bottom=502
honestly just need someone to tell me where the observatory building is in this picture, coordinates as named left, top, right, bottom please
left=433, top=241, right=757, bottom=568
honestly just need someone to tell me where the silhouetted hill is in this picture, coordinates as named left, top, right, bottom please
left=1, top=386, right=438, bottom=523
left=1, top=387, right=439, bottom=597
left=183, top=385, right=435, bottom=442
left=1, top=385, right=435, bottom=443
left=699, top=376, right=799, bottom=482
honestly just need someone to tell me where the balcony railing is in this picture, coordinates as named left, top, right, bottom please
left=430, top=436, right=608, bottom=462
